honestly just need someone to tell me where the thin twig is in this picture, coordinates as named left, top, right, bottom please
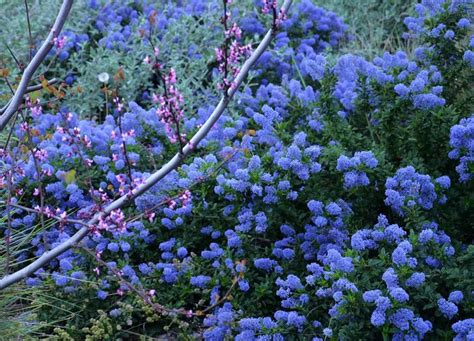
left=5, top=171, right=14, bottom=275
left=20, top=112, right=47, bottom=247
left=5, top=202, right=90, bottom=228
left=24, top=0, right=34, bottom=62
left=198, top=273, right=243, bottom=315
left=3, top=110, right=20, bottom=151
left=222, top=0, right=229, bottom=95
left=4, top=44, right=23, bottom=71
left=117, top=108, right=134, bottom=185
left=0, top=78, right=59, bottom=115
left=2, top=75, right=15, bottom=95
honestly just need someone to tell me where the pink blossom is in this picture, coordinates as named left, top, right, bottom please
left=168, top=199, right=177, bottom=209
left=225, top=22, right=242, bottom=39
left=26, top=97, right=42, bottom=118
left=53, top=35, right=67, bottom=49
left=20, top=122, right=29, bottom=132
left=216, top=3, right=252, bottom=91
left=83, top=135, right=92, bottom=148
left=113, top=97, right=124, bottom=112
left=144, top=211, right=156, bottom=222
left=179, top=189, right=192, bottom=207
left=34, top=149, right=48, bottom=162
left=262, top=0, right=277, bottom=14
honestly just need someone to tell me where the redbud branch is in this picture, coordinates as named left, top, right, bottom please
left=0, top=0, right=73, bottom=132
left=2, top=71, right=15, bottom=95
left=222, top=0, right=229, bottom=95
left=272, top=5, right=278, bottom=31
left=0, top=78, right=59, bottom=116
left=4, top=202, right=88, bottom=228
left=146, top=30, right=186, bottom=153
left=0, top=152, right=37, bottom=184
left=154, top=69, right=186, bottom=153
left=20, top=112, right=47, bottom=245
left=25, top=77, right=60, bottom=93
left=3, top=110, right=20, bottom=152
left=5, top=172, right=13, bottom=275
left=3, top=146, right=237, bottom=248
left=4, top=43, right=23, bottom=71
left=0, top=0, right=293, bottom=290
left=24, top=0, right=33, bottom=62
left=116, top=102, right=134, bottom=184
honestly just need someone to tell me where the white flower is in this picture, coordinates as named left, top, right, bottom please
left=98, top=72, right=110, bottom=83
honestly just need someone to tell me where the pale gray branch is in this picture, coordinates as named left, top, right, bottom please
left=0, top=0, right=293, bottom=290
left=0, top=0, right=73, bottom=131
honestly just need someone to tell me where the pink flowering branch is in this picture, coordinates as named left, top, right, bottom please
left=0, top=0, right=73, bottom=132
left=221, top=0, right=230, bottom=93
left=216, top=0, right=253, bottom=92
left=262, top=0, right=287, bottom=30
left=0, top=0, right=293, bottom=291
left=145, top=44, right=187, bottom=152
left=113, top=97, right=135, bottom=184
left=144, top=14, right=187, bottom=151
left=21, top=116, right=47, bottom=238
left=4, top=202, right=88, bottom=228
left=4, top=173, right=14, bottom=275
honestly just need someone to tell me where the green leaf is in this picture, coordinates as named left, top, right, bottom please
left=64, top=170, right=76, bottom=184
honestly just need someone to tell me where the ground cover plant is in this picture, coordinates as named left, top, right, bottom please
left=0, top=0, right=473, bottom=339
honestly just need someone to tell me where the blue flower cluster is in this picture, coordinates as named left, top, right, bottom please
left=449, top=115, right=474, bottom=182
left=336, top=151, right=378, bottom=189
left=384, top=166, right=450, bottom=215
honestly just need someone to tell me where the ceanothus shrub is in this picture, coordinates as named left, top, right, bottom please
left=0, top=0, right=473, bottom=339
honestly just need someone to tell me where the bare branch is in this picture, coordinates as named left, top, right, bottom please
left=0, top=78, right=58, bottom=115
left=25, top=0, right=34, bottom=62
left=0, top=0, right=73, bottom=131
left=0, top=0, right=293, bottom=290
left=4, top=44, right=23, bottom=71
